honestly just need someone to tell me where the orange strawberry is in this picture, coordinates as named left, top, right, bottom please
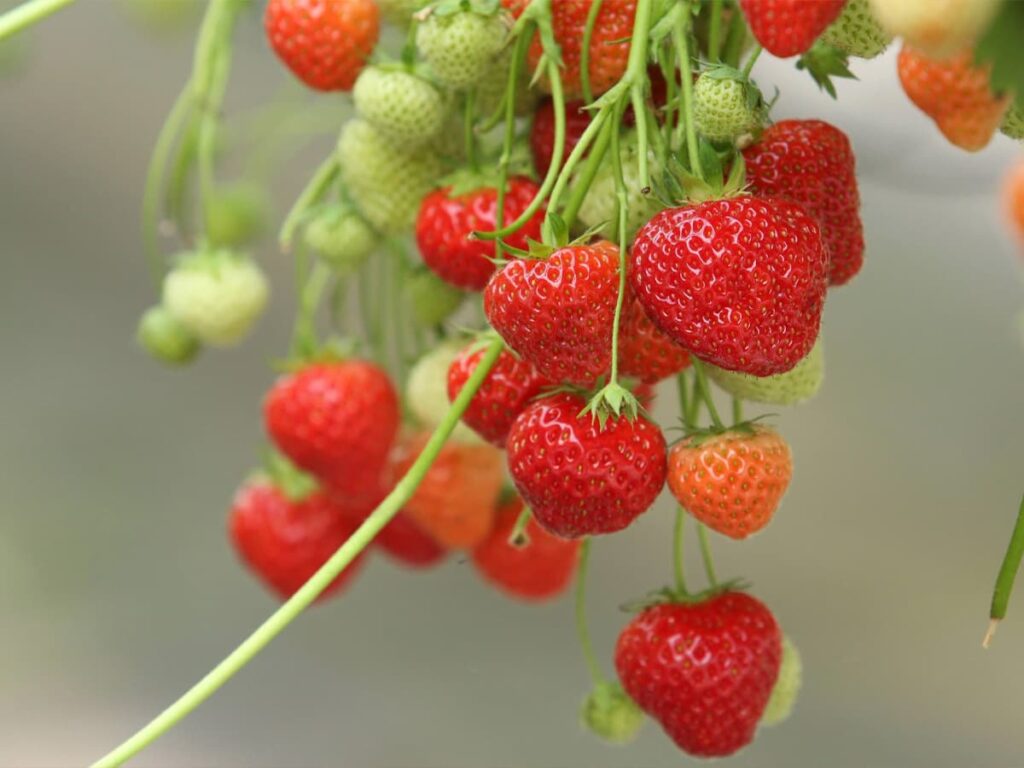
left=1005, top=160, right=1024, bottom=242
left=897, top=45, right=1010, bottom=152
left=667, top=426, right=792, bottom=540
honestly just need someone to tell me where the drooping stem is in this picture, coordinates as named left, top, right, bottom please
left=741, top=44, right=763, bottom=78
left=722, top=9, right=748, bottom=68
left=707, top=0, right=723, bottom=61
left=696, top=523, right=718, bottom=588
left=607, top=100, right=629, bottom=385
left=288, top=259, right=331, bottom=358
left=985, top=493, right=1024, bottom=648
left=673, top=6, right=703, bottom=179
left=279, top=154, right=340, bottom=251
left=624, top=0, right=654, bottom=191
left=579, top=0, right=604, bottom=105
left=673, top=507, right=688, bottom=595
left=90, top=340, right=506, bottom=768
left=0, top=0, right=75, bottom=41
left=691, top=358, right=724, bottom=430
left=493, top=28, right=530, bottom=261
left=574, top=538, right=605, bottom=684
left=560, top=114, right=613, bottom=231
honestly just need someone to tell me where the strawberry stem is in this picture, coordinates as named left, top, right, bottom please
left=741, top=43, right=763, bottom=79
left=691, top=358, right=724, bottom=430
left=696, top=523, right=718, bottom=588
left=672, top=5, right=703, bottom=180
left=731, top=395, right=744, bottom=424
left=493, top=30, right=531, bottom=261
left=279, top=154, right=340, bottom=251
left=0, top=0, right=74, bottom=42
left=673, top=507, right=689, bottom=596
left=579, top=0, right=604, bottom=104
left=289, top=259, right=331, bottom=358
left=607, top=99, right=630, bottom=387
left=509, top=505, right=532, bottom=548
left=575, top=538, right=605, bottom=684
left=707, top=0, right=724, bottom=61
left=985, top=493, right=1024, bottom=647
left=560, top=115, right=614, bottom=230
left=721, top=8, right=748, bottom=68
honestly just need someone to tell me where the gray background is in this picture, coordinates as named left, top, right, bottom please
left=2, top=3, right=1023, bottom=766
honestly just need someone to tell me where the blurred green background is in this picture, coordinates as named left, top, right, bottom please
left=2, top=3, right=1023, bottom=766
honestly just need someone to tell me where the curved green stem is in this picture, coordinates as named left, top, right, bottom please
left=707, top=0, right=723, bottom=61
left=289, top=259, right=330, bottom=358
left=607, top=100, right=629, bottom=385
left=623, top=0, right=654, bottom=191
left=493, top=30, right=529, bottom=261
left=559, top=114, right=614, bottom=231
left=985, top=493, right=1024, bottom=648
left=279, top=154, right=339, bottom=251
left=579, top=0, right=604, bottom=105
left=741, top=44, right=762, bottom=78
left=673, top=7, right=702, bottom=179
left=0, top=0, right=75, bottom=41
left=677, top=370, right=691, bottom=429
left=696, top=523, right=718, bottom=588
left=673, top=507, right=688, bottom=596
left=691, top=358, right=724, bottom=430
left=722, top=10, right=748, bottom=69
left=90, top=340, right=506, bottom=768
left=574, top=538, right=605, bottom=684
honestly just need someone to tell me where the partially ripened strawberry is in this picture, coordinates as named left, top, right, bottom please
left=264, top=360, right=400, bottom=504
left=630, top=198, right=828, bottom=376
left=506, top=393, right=667, bottom=538
left=416, top=177, right=544, bottom=291
left=471, top=494, right=581, bottom=600
left=743, top=119, right=864, bottom=286
left=618, top=295, right=691, bottom=384
left=484, top=241, right=620, bottom=387
left=739, top=0, right=846, bottom=58
left=868, top=0, right=1001, bottom=60
left=265, top=0, right=379, bottom=92
left=615, top=592, right=782, bottom=757
left=530, top=99, right=593, bottom=178
left=228, top=479, right=367, bottom=601
left=897, top=45, right=1010, bottom=152
left=667, top=425, right=793, bottom=540
left=447, top=344, right=551, bottom=447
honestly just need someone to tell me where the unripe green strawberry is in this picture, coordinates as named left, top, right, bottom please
left=1002, top=100, right=1024, bottom=141
left=205, top=183, right=270, bottom=248
left=476, top=45, right=539, bottom=118
left=406, top=268, right=465, bottom=325
left=820, top=0, right=890, bottom=59
left=705, top=340, right=824, bottom=405
left=693, top=68, right=766, bottom=145
left=162, top=250, right=269, bottom=347
left=136, top=305, right=200, bottom=365
left=377, top=0, right=427, bottom=26
left=761, top=635, right=802, bottom=726
left=304, top=204, right=377, bottom=273
left=353, top=66, right=445, bottom=148
left=581, top=681, right=645, bottom=745
left=577, top=132, right=663, bottom=242
left=416, top=8, right=508, bottom=91
left=406, top=341, right=483, bottom=444
left=338, top=119, right=442, bottom=234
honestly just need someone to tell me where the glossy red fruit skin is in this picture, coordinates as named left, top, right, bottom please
left=743, top=119, right=863, bottom=286
left=447, top=345, right=551, bottom=447
left=619, top=295, right=691, bottom=383
left=264, top=361, right=399, bottom=504
left=229, top=482, right=367, bottom=601
left=530, top=100, right=593, bottom=178
left=416, top=178, right=545, bottom=291
left=484, top=241, right=620, bottom=387
left=375, top=511, right=447, bottom=568
left=630, top=198, right=828, bottom=376
left=264, top=0, right=379, bottom=92
left=506, top=393, right=667, bottom=538
left=615, top=593, right=782, bottom=757
left=472, top=496, right=581, bottom=600
left=738, top=0, right=846, bottom=58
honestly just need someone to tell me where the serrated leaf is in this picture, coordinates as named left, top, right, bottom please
left=974, top=1, right=1024, bottom=98
left=796, top=41, right=856, bottom=100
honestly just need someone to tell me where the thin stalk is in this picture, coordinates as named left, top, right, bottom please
left=691, top=358, right=724, bottom=430
left=707, top=0, right=723, bottom=61
left=741, top=44, right=762, bottom=79
left=289, top=259, right=331, bottom=358
left=0, top=0, right=75, bottom=41
left=722, top=9, right=748, bottom=68
left=574, top=538, right=605, bottom=684
left=540, top=106, right=610, bottom=230
left=677, top=370, right=691, bottom=429
left=579, top=0, right=604, bottom=105
left=607, top=100, right=629, bottom=385
left=560, top=115, right=614, bottom=230
left=673, top=507, right=688, bottom=595
left=696, top=523, right=718, bottom=588
left=494, top=30, right=530, bottom=261
left=279, top=154, right=339, bottom=251
left=985, top=494, right=1024, bottom=648
left=624, top=0, right=655, bottom=191
left=732, top=396, right=743, bottom=424
left=673, top=9, right=703, bottom=179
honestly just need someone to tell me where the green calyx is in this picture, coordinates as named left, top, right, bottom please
left=580, top=381, right=642, bottom=428
left=796, top=41, right=856, bottom=99
left=693, top=67, right=768, bottom=146
left=621, top=578, right=750, bottom=612
left=262, top=451, right=320, bottom=503
left=581, top=681, right=645, bottom=745
left=761, top=635, right=803, bottom=726
left=137, top=305, right=200, bottom=365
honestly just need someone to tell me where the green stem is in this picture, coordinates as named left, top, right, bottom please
left=673, top=507, right=688, bottom=595
left=707, top=0, right=723, bottom=61
left=560, top=115, right=613, bottom=231
left=722, top=9, right=748, bottom=68
left=90, top=340, right=506, bottom=768
left=541, top=106, right=610, bottom=232
left=279, top=155, right=339, bottom=251
left=0, top=0, right=75, bottom=41
left=289, top=260, right=330, bottom=358
left=574, top=538, right=604, bottom=684
left=624, top=0, right=654, bottom=191
left=677, top=370, right=691, bottom=429
left=691, top=358, right=724, bottom=430
left=673, top=11, right=702, bottom=179
left=493, top=30, right=530, bottom=261
left=985, top=493, right=1024, bottom=648
left=607, top=100, right=629, bottom=385
left=731, top=396, right=743, bottom=424
left=696, top=523, right=718, bottom=588
left=579, top=0, right=604, bottom=105
left=509, top=505, right=532, bottom=546
left=741, top=44, right=762, bottom=79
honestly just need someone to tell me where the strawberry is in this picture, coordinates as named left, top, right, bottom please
left=820, top=0, right=891, bottom=59
left=405, top=268, right=466, bottom=325
left=618, top=295, right=690, bottom=384
left=137, top=305, right=200, bottom=365
left=761, top=635, right=802, bottom=726
left=375, top=510, right=447, bottom=568
left=693, top=69, right=766, bottom=145
left=471, top=494, right=581, bottom=600
left=228, top=479, right=367, bottom=601
left=162, top=249, right=269, bottom=347
left=530, top=99, right=593, bottom=178
left=897, top=46, right=1010, bottom=152
left=416, top=176, right=545, bottom=291
left=503, top=0, right=636, bottom=100
left=304, top=204, right=377, bottom=274
left=868, top=0, right=1001, bottom=59
left=391, top=432, right=504, bottom=549
left=1005, top=161, right=1024, bottom=242
left=353, top=66, right=445, bottom=148
left=743, top=119, right=864, bottom=286
left=576, top=131, right=663, bottom=242
left=630, top=198, right=828, bottom=376
left=337, top=118, right=443, bottom=234
left=614, top=592, right=782, bottom=757
left=506, top=393, right=667, bottom=538
left=205, top=183, right=269, bottom=248
left=406, top=341, right=485, bottom=445
left=581, top=681, right=645, bottom=744
left=484, top=240, right=620, bottom=387
left=264, top=360, right=400, bottom=504
left=705, top=339, right=823, bottom=405
left=667, top=425, right=793, bottom=540
left=738, top=0, right=847, bottom=58
left=265, top=0, right=379, bottom=92
left=416, top=7, right=508, bottom=91
left=447, top=344, right=551, bottom=447
left=1003, top=100, right=1024, bottom=141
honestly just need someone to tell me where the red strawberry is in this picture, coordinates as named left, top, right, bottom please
left=472, top=494, right=581, bottom=600
left=615, top=592, right=782, bottom=757
left=506, top=393, right=667, bottom=538
left=265, top=0, right=379, bottom=92
left=619, top=295, right=691, bottom=383
left=530, top=100, right=593, bottom=178
left=743, top=119, right=864, bottom=286
left=264, top=360, right=400, bottom=504
left=416, top=177, right=544, bottom=291
left=447, top=344, right=551, bottom=447
left=630, top=198, right=828, bottom=376
left=484, top=241, right=620, bottom=387
left=228, top=480, right=367, bottom=601
left=738, top=0, right=847, bottom=58
left=375, top=510, right=447, bottom=568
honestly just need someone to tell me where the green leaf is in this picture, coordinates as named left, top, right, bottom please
left=796, top=41, right=856, bottom=100
left=974, top=0, right=1024, bottom=98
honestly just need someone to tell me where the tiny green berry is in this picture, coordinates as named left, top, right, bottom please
left=693, top=70, right=766, bottom=145
left=581, top=681, right=645, bottom=744
left=304, top=205, right=377, bottom=273
left=137, top=305, right=200, bottom=365
left=205, top=183, right=270, bottom=248
left=406, top=268, right=465, bottom=326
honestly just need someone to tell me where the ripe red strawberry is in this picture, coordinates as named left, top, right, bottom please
left=264, top=360, right=400, bottom=504
left=667, top=426, right=793, bottom=539
left=229, top=479, right=367, bottom=601
left=375, top=510, right=447, bottom=568
left=615, top=592, right=782, bottom=757
left=630, top=198, right=828, bottom=376
left=484, top=241, right=620, bottom=387
left=619, top=295, right=691, bottom=383
left=739, top=0, right=847, bottom=58
left=416, top=177, right=544, bottom=291
left=530, top=100, right=593, bottom=178
left=447, top=344, right=551, bottom=447
left=743, top=119, right=864, bottom=286
left=471, top=494, right=581, bottom=600
left=506, top=393, right=667, bottom=538
left=264, top=0, right=379, bottom=92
